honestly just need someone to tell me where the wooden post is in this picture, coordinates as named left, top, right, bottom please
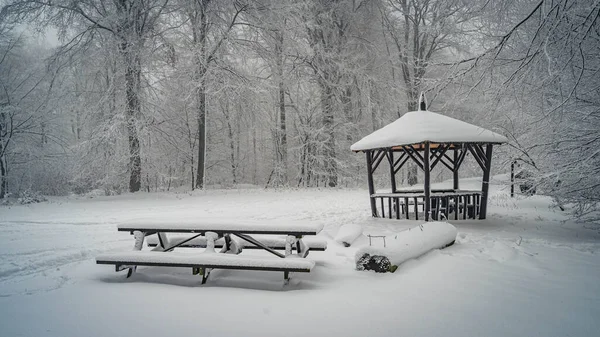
left=510, top=160, right=515, bottom=197
left=479, top=144, right=493, bottom=219
left=366, top=151, right=377, bottom=217
left=387, top=150, right=397, bottom=193
left=453, top=147, right=459, bottom=190
left=424, top=142, right=431, bottom=221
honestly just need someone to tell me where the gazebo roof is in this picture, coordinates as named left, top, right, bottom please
left=351, top=110, right=508, bottom=151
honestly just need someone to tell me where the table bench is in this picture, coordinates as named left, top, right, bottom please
left=96, top=219, right=326, bottom=284
left=145, top=234, right=328, bottom=251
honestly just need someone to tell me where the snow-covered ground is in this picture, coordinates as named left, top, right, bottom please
left=1, top=176, right=599, bottom=337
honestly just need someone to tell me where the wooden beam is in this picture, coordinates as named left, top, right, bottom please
left=387, top=150, right=398, bottom=193
left=371, top=149, right=386, bottom=173
left=442, top=153, right=454, bottom=166
left=392, top=152, right=407, bottom=173
left=163, top=233, right=204, bottom=252
left=473, top=144, right=487, bottom=165
left=366, top=151, right=377, bottom=217
left=456, top=146, right=468, bottom=168
left=479, top=145, right=494, bottom=219
left=403, top=146, right=425, bottom=171
left=408, top=145, right=426, bottom=164
left=453, top=148, right=459, bottom=190
left=430, top=145, right=454, bottom=171
left=372, top=150, right=385, bottom=168
left=232, top=233, right=286, bottom=258
left=394, top=155, right=410, bottom=174
left=466, top=144, right=486, bottom=171
left=429, top=144, right=450, bottom=170
left=424, top=142, right=431, bottom=221
left=436, top=157, right=455, bottom=171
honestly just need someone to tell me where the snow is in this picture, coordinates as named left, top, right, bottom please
left=351, top=110, right=508, bottom=151
left=356, top=221, right=457, bottom=266
left=1, top=176, right=600, bottom=337
left=96, top=251, right=315, bottom=270
left=334, top=224, right=363, bottom=247
left=118, top=218, right=324, bottom=235
left=205, top=231, right=219, bottom=253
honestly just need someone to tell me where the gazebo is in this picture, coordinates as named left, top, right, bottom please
left=351, top=96, right=507, bottom=221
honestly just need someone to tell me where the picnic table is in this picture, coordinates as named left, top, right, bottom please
left=96, top=219, right=327, bottom=284
left=371, top=189, right=482, bottom=220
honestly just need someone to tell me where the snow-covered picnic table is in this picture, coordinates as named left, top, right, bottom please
left=96, top=219, right=326, bottom=284
left=371, top=189, right=482, bottom=220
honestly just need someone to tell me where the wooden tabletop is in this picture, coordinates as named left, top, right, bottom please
left=117, top=219, right=324, bottom=236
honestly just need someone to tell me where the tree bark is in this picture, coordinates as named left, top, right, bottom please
left=320, top=77, right=337, bottom=187
left=223, top=100, right=237, bottom=184
left=0, top=155, right=6, bottom=198
left=0, top=111, right=6, bottom=198
left=274, top=29, right=287, bottom=185
left=120, top=40, right=142, bottom=193
left=0, top=138, right=6, bottom=198
left=192, top=1, right=210, bottom=189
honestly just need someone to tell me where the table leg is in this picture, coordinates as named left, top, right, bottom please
left=285, top=235, right=297, bottom=256
left=127, top=231, right=146, bottom=277
left=153, top=232, right=170, bottom=251
left=205, top=231, right=218, bottom=253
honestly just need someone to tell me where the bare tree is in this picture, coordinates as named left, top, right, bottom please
left=185, top=0, right=246, bottom=189
left=467, top=0, right=600, bottom=220
left=2, top=0, right=169, bottom=192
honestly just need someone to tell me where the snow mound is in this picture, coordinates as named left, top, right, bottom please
left=356, top=221, right=457, bottom=268
left=334, top=224, right=363, bottom=247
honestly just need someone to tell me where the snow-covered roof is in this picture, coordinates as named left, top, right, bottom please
left=351, top=110, right=508, bottom=151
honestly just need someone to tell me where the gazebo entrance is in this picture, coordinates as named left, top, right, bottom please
left=351, top=96, right=507, bottom=221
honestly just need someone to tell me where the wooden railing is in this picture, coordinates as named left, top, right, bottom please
left=370, top=190, right=482, bottom=220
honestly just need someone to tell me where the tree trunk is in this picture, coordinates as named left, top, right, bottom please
left=320, top=78, right=337, bottom=187
left=273, top=29, right=287, bottom=185
left=341, top=85, right=353, bottom=142
left=120, top=41, right=142, bottom=193
left=252, top=119, right=257, bottom=185
left=195, top=78, right=207, bottom=189
left=193, top=3, right=209, bottom=189
left=0, top=133, right=6, bottom=198
left=0, top=111, right=5, bottom=198
left=224, top=100, right=237, bottom=184
left=0, top=154, right=6, bottom=198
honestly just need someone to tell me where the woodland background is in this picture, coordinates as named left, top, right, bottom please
left=0, top=0, right=598, bottom=220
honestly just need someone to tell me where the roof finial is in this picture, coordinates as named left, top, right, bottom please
left=418, top=92, right=427, bottom=111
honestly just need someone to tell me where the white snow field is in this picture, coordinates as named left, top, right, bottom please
left=1, top=176, right=599, bottom=337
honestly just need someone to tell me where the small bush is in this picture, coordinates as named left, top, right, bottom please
left=17, top=190, right=48, bottom=204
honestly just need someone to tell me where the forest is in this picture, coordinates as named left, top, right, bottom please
left=0, top=0, right=598, bottom=220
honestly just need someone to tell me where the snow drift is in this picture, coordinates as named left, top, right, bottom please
left=334, top=224, right=363, bottom=247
